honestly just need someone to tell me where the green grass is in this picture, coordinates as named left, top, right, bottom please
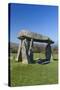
left=10, top=53, right=58, bottom=86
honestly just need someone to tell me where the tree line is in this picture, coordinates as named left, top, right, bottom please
left=10, top=42, right=58, bottom=54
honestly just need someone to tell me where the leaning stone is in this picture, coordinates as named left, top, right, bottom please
left=16, top=42, right=22, bottom=62
left=21, top=39, right=28, bottom=64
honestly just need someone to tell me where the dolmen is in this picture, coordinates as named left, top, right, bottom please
left=16, top=30, right=54, bottom=64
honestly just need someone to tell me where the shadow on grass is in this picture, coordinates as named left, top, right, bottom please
left=15, top=58, right=50, bottom=65
left=53, top=59, right=58, bottom=61
left=33, top=59, right=50, bottom=64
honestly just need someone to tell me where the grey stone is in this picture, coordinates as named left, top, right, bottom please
left=16, top=29, right=54, bottom=64
left=45, top=43, right=51, bottom=61
left=16, top=41, right=22, bottom=62
left=18, top=30, right=54, bottom=43
left=28, top=39, right=33, bottom=63
left=21, top=39, right=28, bottom=64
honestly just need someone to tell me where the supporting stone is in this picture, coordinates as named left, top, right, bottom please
left=28, top=39, right=33, bottom=63
left=50, top=54, right=53, bottom=62
left=21, top=39, right=29, bottom=64
left=16, top=41, right=22, bottom=62
left=45, top=43, right=51, bottom=61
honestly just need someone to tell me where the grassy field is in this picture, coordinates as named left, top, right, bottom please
left=10, top=53, right=58, bottom=86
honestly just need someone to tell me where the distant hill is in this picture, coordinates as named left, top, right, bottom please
left=9, top=42, right=58, bottom=53
left=9, top=42, right=18, bottom=53
left=10, top=42, right=18, bottom=49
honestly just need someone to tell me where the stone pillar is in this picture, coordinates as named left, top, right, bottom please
left=22, top=39, right=29, bottom=64
left=45, top=43, right=51, bottom=61
left=16, top=40, right=22, bottom=62
left=16, top=38, right=34, bottom=64
left=28, top=39, right=33, bottom=63
left=50, top=53, right=53, bottom=62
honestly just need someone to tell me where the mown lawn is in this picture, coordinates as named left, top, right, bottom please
left=10, top=53, right=58, bottom=86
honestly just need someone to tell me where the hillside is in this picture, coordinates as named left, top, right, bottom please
left=9, top=42, right=58, bottom=53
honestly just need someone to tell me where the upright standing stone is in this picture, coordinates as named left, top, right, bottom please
left=16, top=41, right=22, bottom=62
left=50, top=54, right=53, bottom=62
left=22, top=39, right=28, bottom=64
left=45, top=43, right=51, bottom=61
left=28, top=39, right=33, bottom=63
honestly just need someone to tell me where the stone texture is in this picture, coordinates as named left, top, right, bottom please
left=18, top=30, right=54, bottom=43
left=45, top=44, right=51, bottom=61
left=28, top=39, right=33, bottom=63
left=16, top=30, right=54, bottom=64
left=16, top=41, right=22, bottom=62
left=21, top=39, right=28, bottom=64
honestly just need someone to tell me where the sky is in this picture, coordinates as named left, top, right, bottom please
left=9, top=3, right=58, bottom=44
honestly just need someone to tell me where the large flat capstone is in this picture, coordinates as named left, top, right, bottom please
left=18, top=30, right=54, bottom=43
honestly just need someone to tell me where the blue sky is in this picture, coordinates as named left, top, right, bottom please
left=9, top=3, right=58, bottom=44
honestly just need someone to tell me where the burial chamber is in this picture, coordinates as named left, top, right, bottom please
left=16, top=30, right=54, bottom=64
